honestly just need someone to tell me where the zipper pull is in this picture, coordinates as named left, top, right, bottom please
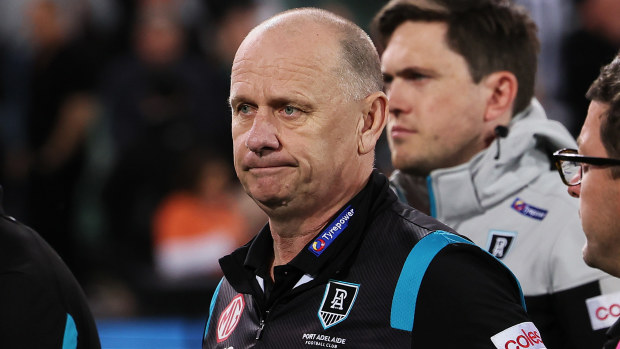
left=255, top=319, right=265, bottom=340
left=255, top=310, right=269, bottom=340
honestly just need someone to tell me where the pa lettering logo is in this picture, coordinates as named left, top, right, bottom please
left=486, top=230, right=517, bottom=259
left=318, top=280, right=359, bottom=329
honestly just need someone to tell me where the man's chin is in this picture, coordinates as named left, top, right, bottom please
left=394, top=161, right=431, bottom=178
left=582, top=245, right=604, bottom=272
left=391, top=155, right=411, bottom=173
left=250, top=193, right=291, bottom=211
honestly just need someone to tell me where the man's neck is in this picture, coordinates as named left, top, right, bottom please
left=267, top=214, right=331, bottom=280
left=264, top=170, right=373, bottom=278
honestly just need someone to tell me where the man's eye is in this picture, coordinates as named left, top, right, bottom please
left=383, top=82, right=391, bottom=94
left=582, top=163, right=590, bottom=174
left=283, top=106, right=298, bottom=116
left=238, top=104, right=252, bottom=114
left=405, top=72, right=427, bottom=81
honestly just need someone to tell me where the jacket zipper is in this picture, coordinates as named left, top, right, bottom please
left=255, top=310, right=270, bottom=340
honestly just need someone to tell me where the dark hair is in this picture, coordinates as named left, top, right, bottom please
left=371, top=0, right=540, bottom=115
left=586, top=52, right=620, bottom=167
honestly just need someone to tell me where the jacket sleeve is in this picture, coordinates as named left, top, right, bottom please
left=410, top=242, right=542, bottom=348
left=527, top=277, right=620, bottom=349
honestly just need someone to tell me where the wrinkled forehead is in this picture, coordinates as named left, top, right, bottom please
left=230, top=57, right=330, bottom=102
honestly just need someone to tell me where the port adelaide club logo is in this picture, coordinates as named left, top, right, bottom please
left=318, top=280, right=360, bottom=329
left=487, top=230, right=517, bottom=259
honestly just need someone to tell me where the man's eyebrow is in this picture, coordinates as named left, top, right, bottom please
left=229, top=95, right=250, bottom=107
left=383, top=66, right=435, bottom=80
left=229, top=95, right=314, bottom=111
left=267, top=96, right=308, bottom=107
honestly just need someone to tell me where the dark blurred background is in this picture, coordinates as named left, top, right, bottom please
left=0, top=0, right=618, bottom=347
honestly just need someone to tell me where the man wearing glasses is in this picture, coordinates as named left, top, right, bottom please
left=553, top=52, right=620, bottom=349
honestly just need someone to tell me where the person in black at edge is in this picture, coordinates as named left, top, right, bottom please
left=553, top=52, right=620, bottom=349
left=202, top=7, right=545, bottom=348
left=0, top=186, right=101, bottom=348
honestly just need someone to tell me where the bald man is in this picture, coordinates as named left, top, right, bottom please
left=202, top=8, right=542, bottom=348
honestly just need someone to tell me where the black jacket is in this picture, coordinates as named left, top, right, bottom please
left=0, top=187, right=101, bottom=348
left=604, top=318, right=620, bottom=349
left=203, top=171, right=541, bottom=348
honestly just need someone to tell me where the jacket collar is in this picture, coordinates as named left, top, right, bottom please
left=220, top=170, right=393, bottom=295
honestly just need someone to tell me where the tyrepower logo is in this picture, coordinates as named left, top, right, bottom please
left=217, top=294, right=245, bottom=343
left=491, top=322, right=546, bottom=349
left=586, top=292, right=620, bottom=330
left=308, top=206, right=354, bottom=256
left=511, top=198, right=547, bottom=221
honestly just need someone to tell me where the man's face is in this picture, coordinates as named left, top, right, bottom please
left=229, top=25, right=363, bottom=217
left=381, top=21, right=489, bottom=176
left=571, top=101, right=620, bottom=275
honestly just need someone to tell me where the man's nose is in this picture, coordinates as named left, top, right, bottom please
left=568, top=183, right=581, bottom=198
left=386, top=80, right=410, bottom=118
left=245, top=110, right=280, bottom=155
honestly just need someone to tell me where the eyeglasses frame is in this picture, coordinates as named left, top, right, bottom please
left=552, top=148, right=620, bottom=186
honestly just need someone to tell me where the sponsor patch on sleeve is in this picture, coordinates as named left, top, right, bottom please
left=586, top=291, right=620, bottom=330
left=491, top=322, right=546, bottom=349
left=217, top=294, right=245, bottom=343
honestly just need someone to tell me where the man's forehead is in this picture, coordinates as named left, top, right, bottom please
left=231, top=59, right=329, bottom=91
left=384, top=20, right=449, bottom=52
left=381, top=21, right=457, bottom=73
left=230, top=52, right=339, bottom=104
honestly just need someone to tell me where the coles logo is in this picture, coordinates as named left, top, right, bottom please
left=312, top=239, right=326, bottom=252
left=491, top=322, right=546, bottom=349
left=596, top=303, right=620, bottom=320
left=217, top=294, right=245, bottom=343
left=586, top=292, right=620, bottom=330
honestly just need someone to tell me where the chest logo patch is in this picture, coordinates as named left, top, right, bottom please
left=511, top=198, right=547, bottom=221
left=217, top=294, right=245, bottom=343
left=486, top=230, right=517, bottom=259
left=318, top=280, right=360, bottom=329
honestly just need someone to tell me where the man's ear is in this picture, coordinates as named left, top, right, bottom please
left=358, top=91, right=389, bottom=155
left=482, top=71, right=518, bottom=122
